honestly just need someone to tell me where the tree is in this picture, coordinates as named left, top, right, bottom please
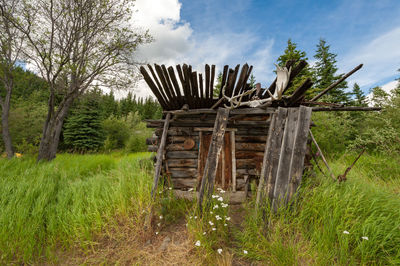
left=63, top=90, right=105, bottom=152
left=350, top=83, right=367, bottom=106
left=4, top=0, right=150, bottom=160
left=312, top=39, right=349, bottom=103
left=249, top=74, right=256, bottom=88
left=370, top=86, right=389, bottom=108
left=276, top=39, right=312, bottom=94
left=0, top=0, right=25, bottom=158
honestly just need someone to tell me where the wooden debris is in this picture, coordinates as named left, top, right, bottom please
left=337, top=149, right=365, bottom=182
left=309, top=129, right=336, bottom=180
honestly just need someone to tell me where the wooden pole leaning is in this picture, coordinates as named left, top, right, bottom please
left=198, top=108, right=230, bottom=210
left=151, top=113, right=171, bottom=197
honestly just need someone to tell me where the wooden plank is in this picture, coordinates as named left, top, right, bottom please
left=140, top=66, right=169, bottom=109
left=223, top=133, right=232, bottom=190
left=287, top=106, right=312, bottom=201
left=166, top=107, right=276, bottom=115
left=235, top=135, right=268, bottom=143
left=168, top=168, right=197, bottom=178
left=264, top=108, right=288, bottom=203
left=167, top=66, right=183, bottom=106
left=182, top=64, right=196, bottom=109
left=166, top=143, right=198, bottom=151
left=199, top=73, right=204, bottom=107
left=288, top=78, right=313, bottom=105
left=231, top=131, right=237, bottom=192
left=166, top=151, right=198, bottom=159
left=172, top=178, right=197, bottom=189
left=235, top=142, right=265, bottom=152
left=272, top=108, right=299, bottom=211
left=233, top=64, right=249, bottom=96
left=219, top=65, right=229, bottom=98
left=155, top=64, right=177, bottom=109
left=209, top=65, right=216, bottom=102
left=151, top=113, right=171, bottom=197
left=167, top=159, right=197, bottom=168
left=205, top=64, right=210, bottom=101
left=198, top=108, right=230, bottom=209
left=235, top=151, right=264, bottom=159
left=236, top=159, right=263, bottom=171
left=198, top=133, right=212, bottom=189
left=191, top=71, right=200, bottom=108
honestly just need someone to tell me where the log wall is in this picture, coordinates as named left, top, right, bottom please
left=146, top=113, right=271, bottom=192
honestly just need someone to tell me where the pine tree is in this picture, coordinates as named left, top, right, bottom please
left=276, top=39, right=312, bottom=94
left=214, top=72, right=223, bottom=97
left=249, top=74, right=256, bottom=88
left=350, top=83, right=367, bottom=106
left=312, top=39, right=349, bottom=103
left=370, top=86, right=389, bottom=107
left=63, top=92, right=105, bottom=152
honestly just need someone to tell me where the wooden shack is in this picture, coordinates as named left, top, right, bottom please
left=140, top=61, right=378, bottom=206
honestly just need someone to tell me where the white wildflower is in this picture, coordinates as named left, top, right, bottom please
left=220, top=190, right=226, bottom=194
left=224, top=223, right=227, bottom=227
left=159, top=191, right=162, bottom=194
left=218, top=197, right=224, bottom=202
left=169, top=187, right=172, bottom=190
left=221, top=203, right=228, bottom=208
left=226, top=217, right=231, bottom=221
left=189, top=216, right=192, bottom=219
left=216, top=215, right=222, bottom=220
left=186, top=223, right=188, bottom=227
left=155, top=232, right=159, bottom=235
left=343, top=230, right=349, bottom=234
left=203, top=232, right=206, bottom=235
left=212, top=195, right=219, bottom=198
left=188, top=188, right=194, bottom=192
left=217, top=188, right=222, bottom=191
left=212, top=227, right=216, bottom=231
left=210, top=211, right=213, bottom=214
left=195, top=240, right=201, bottom=247
left=194, top=216, right=197, bottom=219
left=217, top=248, right=223, bottom=254
left=362, top=236, right=369, bottom=240
left=157, top=223, right=161, bottom=227
left=243, top=250, right=248, bottom=254
left=159, top=215, right=163, bottom=219
left=209, top=221, right=214, bottom=226
left=213, top=205, right=219, bottom=209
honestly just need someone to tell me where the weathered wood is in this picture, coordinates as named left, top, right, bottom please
left=265, top=108, right=288, bottom=202
left=235, top=142, right=265, bottom=151
left=272, top=108, right=299, bottom=210
left=168, top=168, right=198, bottom=178
left=140, top=66, right=169, bottom=109
left=282, top=60, right=308, bottom=95
left=223, top=133, right=232, bottom=190
left=288, top=78, right=313, bottom=105
left=155, top=127, right=199, bottom=136
left=167, top=66, right=183, bottom=106
left=198, top=108, right=230, bottom=209
left=235, top=135, right=268, bottom=143
left=172, top=178, right=197, bottom=189
left=166, top=150, right=198, bottom=159
left=199, top=73, right=204, bottom=107
left=219, top=65, right=229, bottom=98
left=155, top=64, right=177, bottom=109
left=311, top=64, right=363, bottom=101
left=205, top=64, right=210, bottom=101
left=309, top=129, right=336, bottom=180
left=165, top=107, right=276, bottom=115
left=312, top=106, right=381, bottom=112
left=287, top=106, right=312, bottom=202
left=151, top=113, right=171, bottom=197
left=190, top=71, right=200, bottom=108
left=233, top=63, right=249, bottom=96
left=209, top=65, right=216, bottom=104
left=194, top=127, right=237, bottom=132
left=182, top=64, right=196, bottom=108
left=167, top=159, right=197, bottom=168
left=236, top=159, right=263, bottom=170
left=231, top=131, right=237, bottom=192
left=235, top=151, right=264, bottom=159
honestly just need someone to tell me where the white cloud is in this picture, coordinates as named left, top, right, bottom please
left=129, top=0, right=274, bottom=99
left=340, top=27, right=400, bottom=88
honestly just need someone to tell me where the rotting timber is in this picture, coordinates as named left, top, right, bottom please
left=141, top=60, right=380, bottom=208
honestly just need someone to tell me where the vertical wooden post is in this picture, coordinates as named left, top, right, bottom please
left=231, top=131, right=237, bottom=192
left=151, top=113, right=171, bottom=197
left=198, top=108, right=230, bottom=209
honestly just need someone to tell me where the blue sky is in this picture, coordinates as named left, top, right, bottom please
left=134, top=0, right=400, bottom=97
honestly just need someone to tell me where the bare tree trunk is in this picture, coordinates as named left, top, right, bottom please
left=1, top=83, right=14, bottom=158
left=37, top=96, right=74, bottom=161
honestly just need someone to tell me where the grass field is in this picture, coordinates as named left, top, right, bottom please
left=0, top=152, right=399, bottom=264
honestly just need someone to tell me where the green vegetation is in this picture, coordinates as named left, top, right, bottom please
left=0, top=153, right=153, bottom=263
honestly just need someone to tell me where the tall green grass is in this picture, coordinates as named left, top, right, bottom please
left=235, top=153, right=400, bottom=265
left=0, top=153, right=153, bottom=263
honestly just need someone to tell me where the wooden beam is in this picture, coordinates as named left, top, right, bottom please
left=198, top=108, right=230, bottom=209
left=151, top=113, right=171, bottom=197
left=311, top=64, right=363, bottom=101
left=287, top=106, right=312, bottom=202
left=309, top=129, right=336, bottom=180
left=231, top=131, right=237, bottom=192
left=312, top=106, right=381, bottom=112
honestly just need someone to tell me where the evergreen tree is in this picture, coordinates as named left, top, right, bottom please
left=63, top=91, right=105, bottom=153
left=249, top=74, right=256, bottom=88
left=276, top=39, right=312, bottom=94
left=350, top=83, right=367, bottom=106
left=214, top=72, right=223, bottom=97
left=370, top=86, right=389, bottom=107
left=312, top=39, right=349, bottom=103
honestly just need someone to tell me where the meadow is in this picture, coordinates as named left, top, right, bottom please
left=0, top=152, right=400, bottom=265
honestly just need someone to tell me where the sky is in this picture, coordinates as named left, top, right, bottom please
left=131, top=0, right=400, bottom=99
